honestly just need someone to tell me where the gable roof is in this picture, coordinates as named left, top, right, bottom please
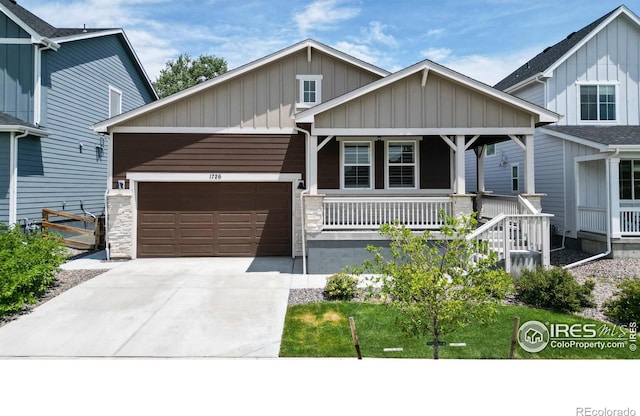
left=92, top=39, right=390, bottom=132
left=296, top=57, right=561, bottom=126
left=495, top=5, right=639, bottom=92
left=0, top=0, right=157, bottom=100
left=541, top=125, right=640, bottom=150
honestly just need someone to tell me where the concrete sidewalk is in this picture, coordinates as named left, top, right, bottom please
left=0, top=257, right=329, bottom=358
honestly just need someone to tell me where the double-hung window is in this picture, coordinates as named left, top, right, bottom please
left=511, top=164, right=519, bottom=192
left=619, top=160, right=640, bottom=200
left=296, top=75, right=322, bottom=108
left=343, top=142, right=371, bottom=189
left=579, top=84, right=616, bottom=122
left=387, top=141, right=416, bottom=189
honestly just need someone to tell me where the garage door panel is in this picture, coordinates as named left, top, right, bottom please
left=137, top=182, right=291, bottom=257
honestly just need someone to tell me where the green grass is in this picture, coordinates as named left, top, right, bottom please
left=279, top=302, right=638, bottom=359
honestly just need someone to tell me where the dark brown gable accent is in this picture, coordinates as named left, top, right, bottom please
left=375, top=140, right=384, bottom=189
left=112, top=133, right=305, bottom=189
left=317, top=137, right=339, bottom=189
left=420, top=136, right=451, bottom=190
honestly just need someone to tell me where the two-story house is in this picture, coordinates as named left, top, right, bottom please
left=467, top=5, right=640, bottom=261
left=0, top=0, right=156, bottom=232
left=93, top=39, right=559, bottom=273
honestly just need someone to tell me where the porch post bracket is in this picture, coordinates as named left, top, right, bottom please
left=317, top=136, right=334, bottom=151
left=464, top=135, right=480, bottom=151
left=421, top=67, right=429, bottom=87
left=439, top=134, right=457, bottom=151
left=508, top=134, right=526, bottom=151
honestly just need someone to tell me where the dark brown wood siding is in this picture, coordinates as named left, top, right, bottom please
left=420, top=136, right=451, bottom=189
left=375, top=140, right=384, bottom=189
left=112, top=133, right=305, bottom=189
left=317, top=137, right=340, bottom=189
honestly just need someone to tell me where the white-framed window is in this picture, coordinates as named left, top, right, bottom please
left=296, top=75, right=322, bottom=108
left=109, top=86, right=122, bottom=118
left=578, top=83, right=617, bottom=122
left=386, top=141, right=417, bottom=189
left=485, top=143, right=496, bottom=157
left=619, top=160, right=640, bottom=200
left=342, top=141, right=372, bottom=189
left=511, top=164, right=519, bottom=192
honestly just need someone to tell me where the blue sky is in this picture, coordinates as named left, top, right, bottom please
left=19, top=0, right=640, bottom=85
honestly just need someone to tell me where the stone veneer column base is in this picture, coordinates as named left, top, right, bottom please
left=520, top=194, right=546, bottom=212
left=303, top=194, right=325, bottom=233
left=449, top=194, right=474, bottom=218
left=106, top=191, right=133, bottom=259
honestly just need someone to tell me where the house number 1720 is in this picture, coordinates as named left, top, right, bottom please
left=209, top=173, right=222, bottom=180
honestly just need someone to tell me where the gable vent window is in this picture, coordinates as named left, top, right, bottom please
left=296, top=75, right=322, bottom=109
left=109, top=86, right=123, bottom=118
left=580, top=84, right=616, bottom=122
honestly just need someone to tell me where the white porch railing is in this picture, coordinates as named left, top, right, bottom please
left=577, top=206, right=607, bottom=234
left=466, top=213, right=552, bottom=273
left=481, top=194, right=521, bottom=218
left=620, top=207, right=640, bottom=235
left=323, top=197, right=452, bottom=230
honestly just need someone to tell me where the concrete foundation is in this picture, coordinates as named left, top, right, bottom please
left=577, top=231, right=640, bottom=259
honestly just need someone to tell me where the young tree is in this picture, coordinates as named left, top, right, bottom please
left=353, top=213, right=512, bottom=359
left=153, top=54, right=228, bottom=98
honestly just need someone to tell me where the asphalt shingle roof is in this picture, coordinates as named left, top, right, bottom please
left=0, top=0, right=115, bottom=39
left=543, top=125, right=640, bottom=146
left=0, top=111, right=38, bottom=129
left=494, top=7, right=619, bottom=91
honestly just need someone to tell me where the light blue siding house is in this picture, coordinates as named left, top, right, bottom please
left=0, top=0, right=156, bottom=227
left=467, top=5, right=640, bottom=259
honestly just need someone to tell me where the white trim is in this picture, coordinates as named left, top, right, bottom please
left=126, top=172, right=301, bottom=182
left=320, top=189, right=452, bottom=196
left=0, top=38, right=32, bottom=44
left=312, top=127, right=537, bottom=136
left=0, top=3, right=47, bottom=44
left=539, top=127, right=609, bottom=152
left=9, top=132, right=17, bottom=224
left=0, top=126, right=48, bottom=136
left=341, top=140, right=374, bottom=190
left=385, top=140, right=418, bottom=190
left=503, top=72, right=547, bottom=94
left=109, top=85, right=123, bottom=118
left=543, top=6, right=640, bottom=77
left=92, top=39, right=388, bottom=132
left=296, top=74, right=323, bottom=107
left=110, top=126, right=298, bottom=135
left=576, top=83, right=619, bottom=125
left=297, top=61, right=561, bottom=124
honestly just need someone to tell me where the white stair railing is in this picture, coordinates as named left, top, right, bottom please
left=467, top=213, right=551, bottom=273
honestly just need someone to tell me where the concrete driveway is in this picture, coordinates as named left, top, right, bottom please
left=0, top=257, right=326, bottom=358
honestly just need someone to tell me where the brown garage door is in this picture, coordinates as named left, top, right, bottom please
left=137, top=182, right=291, bottom=257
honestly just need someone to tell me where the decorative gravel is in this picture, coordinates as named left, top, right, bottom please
left=0, top=268, right=108, bottom=328
left=289, top=249, right=639, bottom=324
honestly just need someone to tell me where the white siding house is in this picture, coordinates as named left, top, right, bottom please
left=469, top=5, right=640, bottom=258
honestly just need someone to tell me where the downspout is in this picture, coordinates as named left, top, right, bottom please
left=104, top=132, right=113, bottom=261
left=564, top=148, right=619, bottom=269
left=533, top=74, right=547, bottom=109
left=9, top=130, right=30, bottom=225
left=292, top=124, right=313, bottom=275
left=34, top=42, right=57, bottom=126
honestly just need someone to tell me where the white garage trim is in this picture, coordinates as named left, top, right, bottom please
left=127, top=172, right=302, bottom=259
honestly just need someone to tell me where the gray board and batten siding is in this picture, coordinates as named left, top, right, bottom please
left=119, top=49, right=382, bottom=130
left=15, top=35, right=155, bottom=222
left=0, top=134, right=9, bottom=223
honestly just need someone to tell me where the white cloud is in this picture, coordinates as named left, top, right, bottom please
left=360, top=22, right=396, bottom=47
left=426, top=28, right=445, bottom=37
left=426, top=46, right=543, bottom=86
left=294, top=0, right=360, bottom=34
left=420, top=47, right=452, bottom=61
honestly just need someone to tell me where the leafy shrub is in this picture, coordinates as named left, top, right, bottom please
left=604, top=277, right=640, bottom=324
left=514, top=267, right=595, bottom=313
left=0, top=225, right=66, bottom=316
left=324, top=273, right=360, bottom=301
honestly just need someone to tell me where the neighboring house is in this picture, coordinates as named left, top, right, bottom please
left=0, top=0, right=157, bottom=229
left=93, top=39, right=559, bottom=273
left=469, top=5, right=640, bottom=258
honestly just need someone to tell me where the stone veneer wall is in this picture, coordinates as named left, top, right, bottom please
left=106, top=191, right=133, bottom=259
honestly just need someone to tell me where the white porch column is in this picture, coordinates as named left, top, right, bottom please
left=524, top=134, right=535, bottom=194
left=8, top=132, right=18, bottom=224
left=308, top=134, right=318, bottom=194
left=455, top=135, right=465, bottom=194
left=477, top=146, right=485, bottom=193
left=609, top=157, right=621, bottom=238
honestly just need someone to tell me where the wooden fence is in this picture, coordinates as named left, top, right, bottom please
left=42, top=208, right=105, bottom=250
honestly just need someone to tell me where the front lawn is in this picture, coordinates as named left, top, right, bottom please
left=279, top=302, right=637, bottom=359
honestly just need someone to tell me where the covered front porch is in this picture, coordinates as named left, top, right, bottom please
left=293, top=59, right=560, bottom=274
